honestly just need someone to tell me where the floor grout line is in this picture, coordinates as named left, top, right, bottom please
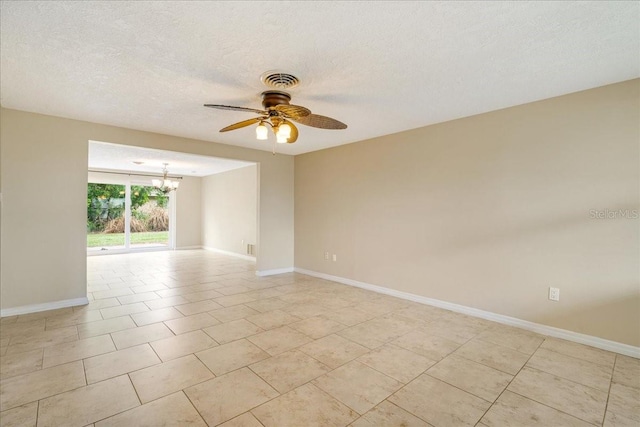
left=600, top=353, right=618, bottom=426
left=472, top=333, right=544, bottom=426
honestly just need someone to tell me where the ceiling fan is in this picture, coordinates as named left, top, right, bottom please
left=204, top=90, right=347, bottom=144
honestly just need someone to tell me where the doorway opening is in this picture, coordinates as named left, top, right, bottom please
left=87, top=140, right=258, bottom=259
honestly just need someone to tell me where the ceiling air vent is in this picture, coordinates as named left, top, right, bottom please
left=260, top=71, right=300, bottom=90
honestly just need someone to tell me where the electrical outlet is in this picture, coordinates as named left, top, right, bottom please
left=324, top=252, right=329, bottom=260
left=332, top=254, right=337, bottom=262
left=549, top=287, right=560, bottom=301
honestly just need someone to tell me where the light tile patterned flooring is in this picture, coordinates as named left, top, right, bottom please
left=1, top=250, right=638, bottom=426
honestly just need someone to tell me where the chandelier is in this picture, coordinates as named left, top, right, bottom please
left=151, top=163, right=180, bottom=193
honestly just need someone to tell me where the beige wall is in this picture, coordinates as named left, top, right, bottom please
left=1, top=111, right=89, bottom=309
left=175, top=176, right=202, bottom=249
left=202, top=165, right=257, bottom=257
left=295, top=79, right=640, bottom=346
left=0, top=109, right=294, bottom=310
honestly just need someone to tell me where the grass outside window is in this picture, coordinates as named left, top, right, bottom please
left=87, top=231, right=168, bottom=247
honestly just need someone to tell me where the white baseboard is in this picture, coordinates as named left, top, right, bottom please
left=202, top=246, right=256, bottom=262
left=256, top=267, right=295, bottom=277
left=294, top=267, right=640, bottom=359
left=176, top=245, right=203, bottom=250
left=1, top=297, right=90, bottom=317
left=201, top=247, right=290, bottom=276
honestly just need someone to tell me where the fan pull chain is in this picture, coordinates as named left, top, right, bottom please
left=272, top=138, right=276, bottom=155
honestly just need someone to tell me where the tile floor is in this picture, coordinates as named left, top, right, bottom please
left=1, top=250, right=638, bottom=426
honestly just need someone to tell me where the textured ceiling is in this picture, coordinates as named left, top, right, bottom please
left=88, top=141, right=253, bottom=177
left=1, top=1, right=638, bottom=155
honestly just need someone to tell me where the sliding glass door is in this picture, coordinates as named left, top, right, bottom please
left=87, top=180, right=174, bottom=253
left=87, top=183, right=127, bottom=250
left=130, top=185, right=169, bottom=249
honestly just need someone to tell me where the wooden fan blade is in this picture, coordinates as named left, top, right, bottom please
left=204, top=104, right=268, bottom=115
left=219, top=117, right=263, bottom=132
left=273, top=104, right=311, bottom=119
left=292, top=114, right=347, bottom=129
left=284, top=120, right=298, bottom=143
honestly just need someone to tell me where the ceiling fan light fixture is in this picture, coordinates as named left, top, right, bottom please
left=274, top=125, right=287, bottom=143
left=205, top=87, right=347, bottom=150
left=256, top=122, right=269, bottom=140
left=275, top=129, right=288, bottom=143
left=279, top=123, right=292, bottom=138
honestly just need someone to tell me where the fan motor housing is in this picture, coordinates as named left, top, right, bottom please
left=261, top=90, right=291, bottom=108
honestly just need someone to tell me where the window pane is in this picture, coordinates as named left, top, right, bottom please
left=87, top=183, right=126, bottom=250
left=130, top=185, right=169, bottom=248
